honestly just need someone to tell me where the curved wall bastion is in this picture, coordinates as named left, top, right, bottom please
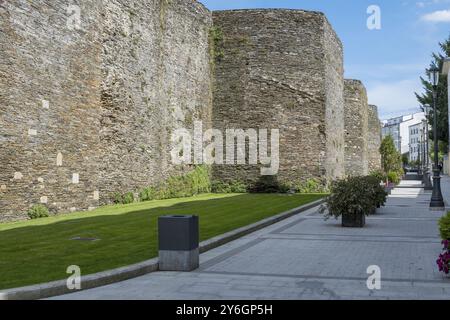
left=368, top=104, right=382, bottom=172
left=0, top=3, right=382, bottom=222
left=211, top=9, right=346, bottom=186
left=344, top=79, right=369, bottom=177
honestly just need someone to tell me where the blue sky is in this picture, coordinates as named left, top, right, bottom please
left=199, top=0, right=450, bottom=119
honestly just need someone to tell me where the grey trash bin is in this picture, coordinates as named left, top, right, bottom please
left=158, top=215, right=199, bottom=271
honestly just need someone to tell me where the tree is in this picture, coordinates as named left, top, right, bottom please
left=415, top=34, right=450, bottom=153
left=402, top=153, right=409, bottom=166
left=380, top=136, right=402, bottom=175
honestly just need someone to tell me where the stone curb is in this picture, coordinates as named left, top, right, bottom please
left=0, top=197, right=325, bottom=300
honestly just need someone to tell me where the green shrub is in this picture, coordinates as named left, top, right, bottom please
left=212, top=180, right=248, bottom=193
left=209, top=26, right=224, bottom=62
left=27, top=204, right=50, bottom=220
left=248, top=176, right=290, bottom=194
left=320, top=176, right=386, bottom=220
left=139, top=187, right=156, bottom=202
left=113, top=192, right=122, bottom=204
left=295, top=178, right=329, bottom=194
left=113, top=192, right=135, bottom=204
left=122, top=192, right=135, bottom=204
left=363, top=176, right=388, bottom=208
left=138, top=165, right=211, bottom=202
left=439, top=212, right=450, bottom=240
left=370, top=170, right=387, bottom=183
left=387, top=171, right=401, bottom=185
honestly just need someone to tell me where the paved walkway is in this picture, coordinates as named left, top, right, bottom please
left=52, top=178, right=450, bottom=300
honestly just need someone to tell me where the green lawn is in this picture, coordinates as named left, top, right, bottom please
left=0, top=193, right=324, bottom=290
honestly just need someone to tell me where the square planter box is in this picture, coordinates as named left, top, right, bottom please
left=385, top=187, right=393, bottom=195
left=342, top=213, right=365, bottom=228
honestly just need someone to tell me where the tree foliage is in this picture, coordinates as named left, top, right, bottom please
left=379, top=135, right=402, bottom=175
left=415, top=34, right=450, bottom=153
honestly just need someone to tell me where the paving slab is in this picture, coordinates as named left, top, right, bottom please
left=50, top=178, right=450, bottom=300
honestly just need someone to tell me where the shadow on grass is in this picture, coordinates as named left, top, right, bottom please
left=0, top=193, right=324, bottom=290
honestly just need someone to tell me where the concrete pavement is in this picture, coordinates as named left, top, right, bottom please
left=51, top=179, right=450, bottom=300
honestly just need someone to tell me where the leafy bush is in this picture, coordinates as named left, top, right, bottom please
left=437, top=240, right=450, bottom=275
left=436, top=213, right=450, bottom=275
left=113, top=192, right=122, bottom=204
left=212, top=180, right=248, bottom=194
left=370, top=170, right=386, bottom=183
left=248, top=176, right=290, bottom=194
left=319, top=176, right=386, bottom=220
left=295, top=178, right=329, bottom=194
left=139, top=187, right=156, bottom=202
left=137, top=165, right=211, bottom=202
left=387, top=171, right=401, bottom=185
left=114, top=192, right=135, bottom=204
left=439, top=212, right=450, bottom=240
left=363, top=176, right=388, bottom=208
left=27, top=204, right=50, bottom=220
left=122, top=192, right=135, bottom=204
left=209, top=26, right=225, bottom=62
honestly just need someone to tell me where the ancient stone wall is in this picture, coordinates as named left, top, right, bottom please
left=1, top=3, right=380, bottom=222
left=368, top=104, right=382, bottom=172
left=211, top=9, right=345, bottom=186
left=0, top=0, right=104, bottom=221
left=99, top=0, right=213, bottom=200
left=344, top=80, right=369, bottom=177
left=324, top=19, right=346, bottom=179
left=0, top=0, right=212, bottom=221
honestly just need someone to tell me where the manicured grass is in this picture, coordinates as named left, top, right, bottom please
left=0, top=193, right=325, bottom=290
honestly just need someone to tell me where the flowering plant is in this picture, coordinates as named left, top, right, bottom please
left=437, top=240, right=450, bottom=275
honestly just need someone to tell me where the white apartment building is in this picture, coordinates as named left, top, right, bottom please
left=409, top=122, right=428, bottom=163
left=381, top=112, right=426, bottom=157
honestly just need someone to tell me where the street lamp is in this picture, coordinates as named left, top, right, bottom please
left=429, top=65, right=445, bottom=209
left=422, top=110, right=433, bottom=190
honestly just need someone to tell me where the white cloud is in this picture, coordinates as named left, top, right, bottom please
left=367, top=79, right=424, bottom=118
left=416, top=0, right=450, bottom=7
left=421, top=9, right=450, bottom=22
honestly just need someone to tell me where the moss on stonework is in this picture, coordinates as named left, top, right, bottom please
left=185, top=113, right=193, bottom=127
left=159, top=0, right=171, bottom=32
left=209, top=26, right=224, bottom=66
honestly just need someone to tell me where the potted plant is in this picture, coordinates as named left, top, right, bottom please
left=437, top=212, right=450, bottom=275
left=320, top=176, right=377, bottom=228
left=370, top=170, right=392, bottom=195
left=364, top=176, right=388, bottom=212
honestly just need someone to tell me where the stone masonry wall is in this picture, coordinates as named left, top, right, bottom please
left=0, top=0, right=212, bottom=221
left=1, top=3, right=378, bottom=222
left=0, top=0, right=104, bottom=221
left=344, top=80, right=369, bottom=177
left=211, top=9, right=345, bottom=186
left=99, top=0, right=213, bottom=200
left=368, top=104, right=382, bottom=172
left=324, top=19, right=346, bottom=179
